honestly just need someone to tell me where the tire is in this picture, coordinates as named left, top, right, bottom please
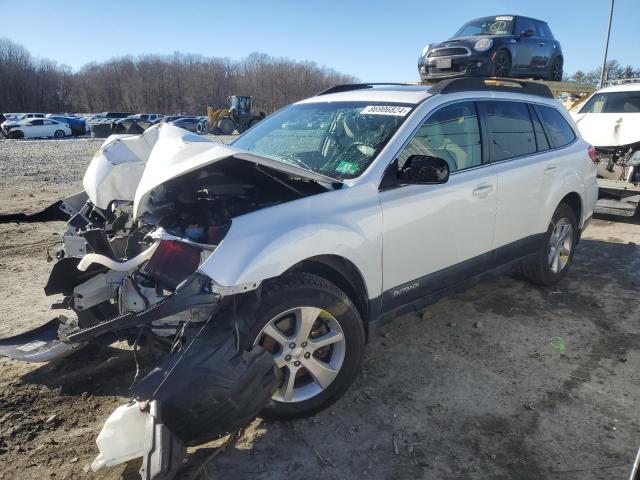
left=217, top=117, right=235, bottom=136
left=491, top=50, right=511, bottom=78
left=547, top=57, right=563, bottom=82
left=54, top=129, right=65, bottom=138
left=9, top=130, right=24, bottom=139
left=521, top=203, right=578, bottom=286
left=235, top=272, right=365, bottom=420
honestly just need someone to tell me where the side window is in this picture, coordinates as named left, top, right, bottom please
left=536, top=106, right=576, bottom=148
left=43, top=120, right=54, bottom=125
left=397, top=101, right=482, bottom=173
left=516, top=17, right=537, bottom=36
left=484, top=101, right=536, bottom=161
left=529, top=106, right=550, bottom=151
left=30, top=120, right=44, bottom=126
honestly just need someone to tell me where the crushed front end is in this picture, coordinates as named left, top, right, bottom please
left=0, top=124, right=329, bottom=478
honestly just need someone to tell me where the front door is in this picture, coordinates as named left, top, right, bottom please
left=379, top=101, right=497, bottom=312
left=513, top=17, right=538, bottom=72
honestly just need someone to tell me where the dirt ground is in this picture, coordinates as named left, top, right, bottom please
left=0, top=137, right=638, bottom=480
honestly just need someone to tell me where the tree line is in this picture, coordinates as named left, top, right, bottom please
left=0, top=38, right=357, bottom=115
left=3, top=37, right=640, bottom=115
left=566, top=59, right=640, bottom=84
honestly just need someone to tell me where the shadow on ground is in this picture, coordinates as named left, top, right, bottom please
left=1, top=238, right=638, bottom=480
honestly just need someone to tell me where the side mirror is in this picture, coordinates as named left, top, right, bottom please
left=521, top=28, right=535, bottom=37
left=398, top=155, right=449, bottom=184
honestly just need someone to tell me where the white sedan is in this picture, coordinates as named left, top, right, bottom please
left=5, top=118, right=72, bottom=139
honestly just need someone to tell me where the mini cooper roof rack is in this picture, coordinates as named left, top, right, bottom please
left=316, top=83, right=418, bottom=95
left=429, top=77, right=554, bottom=99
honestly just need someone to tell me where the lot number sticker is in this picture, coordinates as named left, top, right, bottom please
left=361, top=106, right=412, bottom=116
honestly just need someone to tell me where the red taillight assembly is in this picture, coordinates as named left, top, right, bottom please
left=142, top=240, right=202, bottom=290
left=588, top=145, right=598, bottom=164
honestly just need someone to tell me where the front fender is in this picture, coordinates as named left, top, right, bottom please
left=198, top=186, right=383, bottom=300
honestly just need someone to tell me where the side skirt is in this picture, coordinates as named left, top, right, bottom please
left=368, top=233, right=545, bottom=330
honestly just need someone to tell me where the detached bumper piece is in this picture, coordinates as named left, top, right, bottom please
left=93, top=327, right=279, bottom=480
left=0, top=317, right=83, bottom=363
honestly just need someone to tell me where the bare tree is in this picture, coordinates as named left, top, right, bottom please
left=0, top=38, right=358, bottom=114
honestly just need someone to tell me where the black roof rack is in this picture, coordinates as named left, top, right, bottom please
left=316, top=83, right=418, bottom=96
left=429, top=77, right=553, bottom=99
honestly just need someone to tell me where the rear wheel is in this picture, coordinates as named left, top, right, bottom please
left=54, top=129, right=65, bottom=138
left=548, top=57, right=563, bottom=81
left=491, top=50, right=511, bottom=78
left=237, top=272, right=365, bottom=419
left=521, top=203, right=578, bottom=286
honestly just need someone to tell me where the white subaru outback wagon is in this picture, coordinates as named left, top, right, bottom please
left=0, top=78, right=598, bottom=476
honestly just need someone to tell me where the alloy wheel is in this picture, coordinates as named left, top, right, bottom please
left=494, top=52, right=510, bottom=77
left=548, top=217, right=573, bottom=274
left=253, top=306, right=346, bottom=403
left=552, top=60, right=562, bottom=81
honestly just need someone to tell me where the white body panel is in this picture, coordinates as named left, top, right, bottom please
left=572, top=113, right=640, bottom=147
left=199, top=183, right=383, bottom=299
left=78, top=87, right=597, bottom=305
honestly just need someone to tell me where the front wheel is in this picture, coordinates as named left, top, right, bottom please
left=491, top=50, right=511, bottom=78
left=521, top=203, right=578, bottom=286
left=54, top=129, right=65, bottom=138
left=237, top=272, right=365, bottom=419
left=217, top=117, right=235, bottom=135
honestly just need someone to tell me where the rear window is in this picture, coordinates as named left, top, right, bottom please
left=536, top=106, right=576, bottom=148
left=484, top=101, right=536, bottom=161
left=536, top=22, right=553, bottom=38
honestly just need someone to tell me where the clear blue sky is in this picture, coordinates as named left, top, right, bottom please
left=1, top=0, right=636, bottom=81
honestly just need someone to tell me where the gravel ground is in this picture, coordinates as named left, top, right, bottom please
left=0, top=138, right=638, bottom=480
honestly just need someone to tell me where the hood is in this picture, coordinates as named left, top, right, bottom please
left=81, top=123, right=338, bottom=216
left=572, top=112, right=640, bottom=147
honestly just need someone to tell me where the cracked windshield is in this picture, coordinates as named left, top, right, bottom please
left=232, top=102, right=412, bottom=179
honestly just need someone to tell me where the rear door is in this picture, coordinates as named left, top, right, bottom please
left=42, top=120, right=58, bottom=137
left=481, top=100, right=555, bottom=255
left=379, top=101, right=497, bottom=311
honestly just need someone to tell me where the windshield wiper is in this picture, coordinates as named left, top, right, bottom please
left=280, top=155, right=315, bottom=174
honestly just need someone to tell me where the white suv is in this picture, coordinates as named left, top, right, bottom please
left=0, top=78, right=598, bottom=474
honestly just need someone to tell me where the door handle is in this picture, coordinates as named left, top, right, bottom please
left=473, top=185, right=494, bottom=198
left=544, top=165, right=558, bottom=176
left=539, top=42, right=545, bottom=47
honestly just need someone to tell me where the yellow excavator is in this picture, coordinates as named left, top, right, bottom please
left=207, top=95, right=266, bottom=135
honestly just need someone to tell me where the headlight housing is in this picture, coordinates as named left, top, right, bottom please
left=421, top=44, right=432, bottom=57
left=474, top=38, right=493, bottom=52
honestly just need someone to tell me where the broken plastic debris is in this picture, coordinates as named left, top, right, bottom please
left=91, top=401, right=148, bottom=471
